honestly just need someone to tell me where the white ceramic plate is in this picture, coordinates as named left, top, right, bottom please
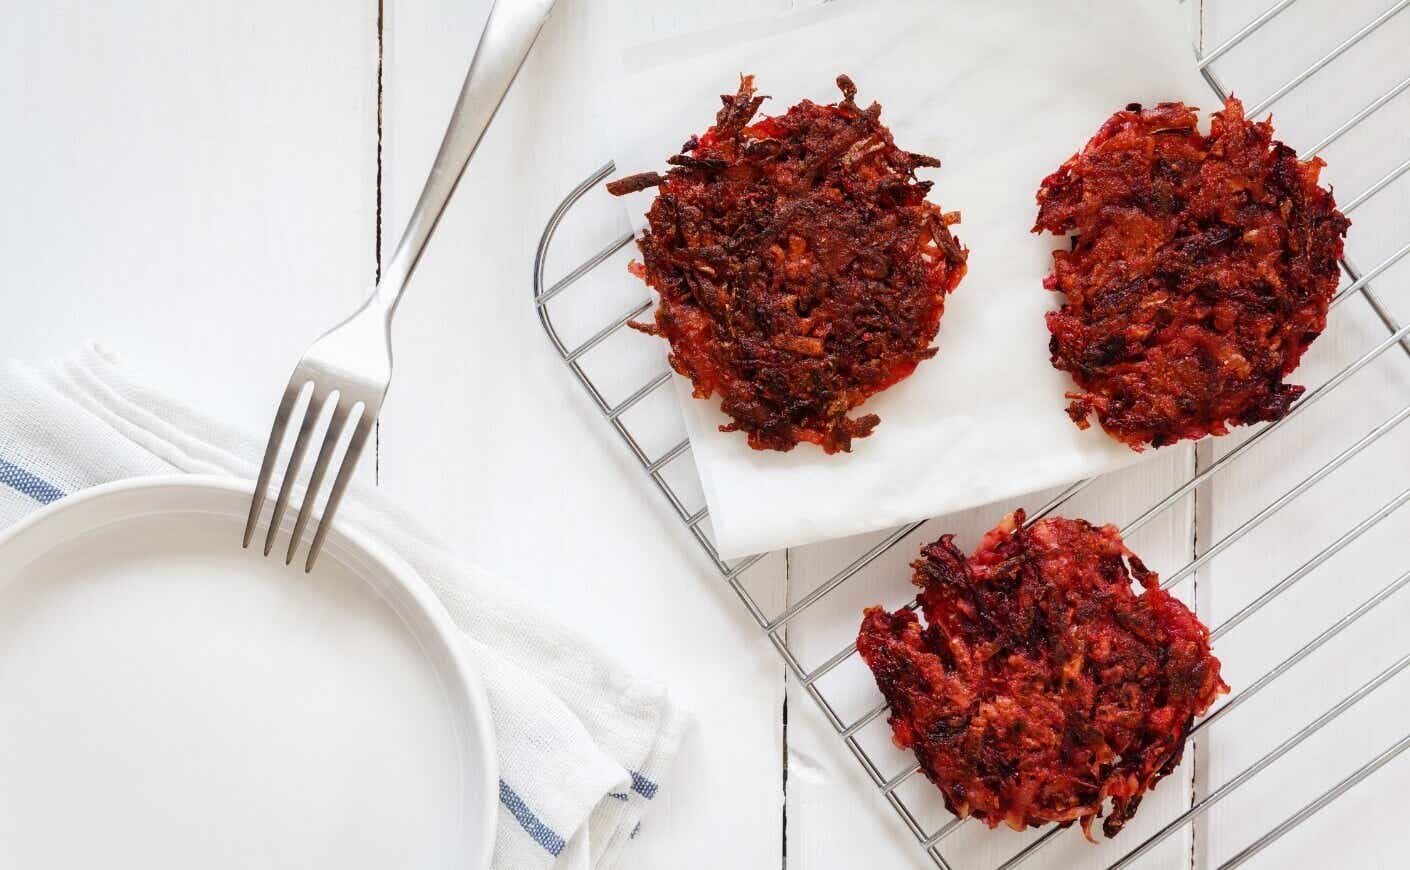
left=0, top=476, right=496, bottom=870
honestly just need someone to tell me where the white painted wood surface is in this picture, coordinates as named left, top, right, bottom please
left=1, top=1, right=1407, bottom=869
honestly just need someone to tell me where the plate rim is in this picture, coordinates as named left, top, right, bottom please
left=0, top=473, right=498, bottom=869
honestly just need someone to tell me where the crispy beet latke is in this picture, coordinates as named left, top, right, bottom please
left=858, top=510, right=1227, bottom=840
left=608, top=75, right=967, bottom=453
left=1034, top=98, right=1350, bottom=449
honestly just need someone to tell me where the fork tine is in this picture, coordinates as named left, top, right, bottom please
left=286, top=397, right=352, bottom=565
left=243, top=379, right=306, bottom=549
left=263, top=385, right=327, bottom=556
left=304, top=411, right=375, bottom=573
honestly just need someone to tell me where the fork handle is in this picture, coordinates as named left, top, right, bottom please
left=372, top=0, right=558, bottom=315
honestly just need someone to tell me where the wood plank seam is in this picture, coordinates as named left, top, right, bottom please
left=782, top=546, right=791, bottom=869
left=374, top=0, right=385, bottom=486
left=1191, top=10, right=1206, bottom=870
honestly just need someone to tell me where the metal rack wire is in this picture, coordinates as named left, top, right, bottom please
left=533, top=3, right=1410, bottom=867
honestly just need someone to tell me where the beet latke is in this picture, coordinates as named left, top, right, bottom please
left=858, top=510, right=1227, bottom=839
left=608, top=74, right=967, bottom=453
left=1034, top=98, right=1349, bottom=449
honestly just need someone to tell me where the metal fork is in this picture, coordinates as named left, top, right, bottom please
left=243, top=0, right=559, bottom=571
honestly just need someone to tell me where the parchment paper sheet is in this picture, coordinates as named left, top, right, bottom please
left=612, top=0, right=1212, bottom=559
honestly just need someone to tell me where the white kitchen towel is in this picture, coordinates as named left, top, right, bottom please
left=0, top=345, right=689, bottom=870
left=611, top=0, right=1213, bottom=559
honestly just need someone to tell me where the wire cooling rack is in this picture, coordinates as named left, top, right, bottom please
left=533, top=4, right=1410, bottom=867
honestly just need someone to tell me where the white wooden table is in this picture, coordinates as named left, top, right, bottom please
left=3, top=2, right=1407, bottom=868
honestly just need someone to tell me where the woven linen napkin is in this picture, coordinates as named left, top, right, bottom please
left=0, top=345, right=689, bottom=870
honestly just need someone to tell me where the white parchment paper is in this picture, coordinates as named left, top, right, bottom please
left=612, top=0, right=1212, bottom=559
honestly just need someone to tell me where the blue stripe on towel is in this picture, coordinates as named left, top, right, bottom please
left=0, top=457, right=65, bottom=504
left=499, top=779, right=566, bottom=856
left=629, top=770, right=658, bottom=799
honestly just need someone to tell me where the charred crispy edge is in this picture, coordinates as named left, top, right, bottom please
left=856, top=605, right=923, bottom=733
left=1125, top=550, right=1159, bottom=589
left=605, top=171, right=664, bottom=196
left=911, top=532, right=972, bottom=592
left=856, top=605, right=967, bottom=819
left=835, top=73, right=858, bottom=103
left=715, top=73, right=766, bottom=136
left=1100, top=710, right=1197, bottom=839
left=666, top=154, right=727, bottom=171
left=1032, top=100, right=1205, bottom=235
